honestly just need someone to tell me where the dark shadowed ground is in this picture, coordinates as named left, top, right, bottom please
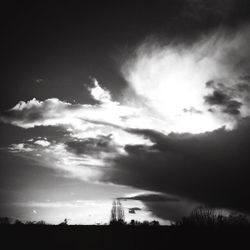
left=1, top=225, right=249, bottom=250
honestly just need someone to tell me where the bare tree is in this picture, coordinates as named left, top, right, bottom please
left=110, top=199, right=125, bottom=225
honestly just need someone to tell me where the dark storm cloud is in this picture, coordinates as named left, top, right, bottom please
left=204, top=90, right=242, bottom=115
left=119, top=193, right=183, bottom=220
left=118, top=193, right=179, bottom=202
left=223, top=100, right=242, bottom=115
left=204, top=80, right=248, bottom=116
left=104, top=118, right=250, bottom=215
left=141, top=200, right=197, bottom=221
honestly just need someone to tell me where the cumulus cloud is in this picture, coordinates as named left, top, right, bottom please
left=34, top=139, right=50, bottom=147
left=0, top=98, right=76, bottom=128
left=0, top=78, right=122, bottom=130
left=0, top=79, right=154, bottom=145
left=87, top=78, right=114, bottom=105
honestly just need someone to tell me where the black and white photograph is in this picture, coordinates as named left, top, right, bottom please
left=0, top=1, right=250, bottom=249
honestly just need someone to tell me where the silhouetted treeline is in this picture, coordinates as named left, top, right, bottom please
left=0, top=217, right=160, bottom=226
left=109, top=219, right=160, bottom=226
left=1, top=218, right=250, bottom=250
left=0, top=217, right=48, bottom=225
left=175, top=206, right=250, bottom=228
left=1, top=206, right=249, bottom=227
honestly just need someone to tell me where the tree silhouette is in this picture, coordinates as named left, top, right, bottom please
left=176, top=206, right=250, bottom=227
left=110, top=199, right=125, bottom=225
left=0, top=217, right=11, bottom=225
left=59, top=218, right=69, bottom=226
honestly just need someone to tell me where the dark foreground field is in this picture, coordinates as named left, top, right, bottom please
left=1, top=225, right=249, bottom=250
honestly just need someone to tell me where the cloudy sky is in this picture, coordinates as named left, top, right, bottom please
left=1, top=0, right=250, bottom=224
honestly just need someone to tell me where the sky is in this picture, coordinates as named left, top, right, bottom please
left=1, top=0, right=250, bottom=224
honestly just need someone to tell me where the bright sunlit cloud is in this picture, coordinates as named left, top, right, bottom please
left=121, top=26, right=250, bottom=133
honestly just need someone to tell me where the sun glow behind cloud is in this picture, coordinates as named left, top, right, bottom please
left=121, top=26, right=250, bottom=133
